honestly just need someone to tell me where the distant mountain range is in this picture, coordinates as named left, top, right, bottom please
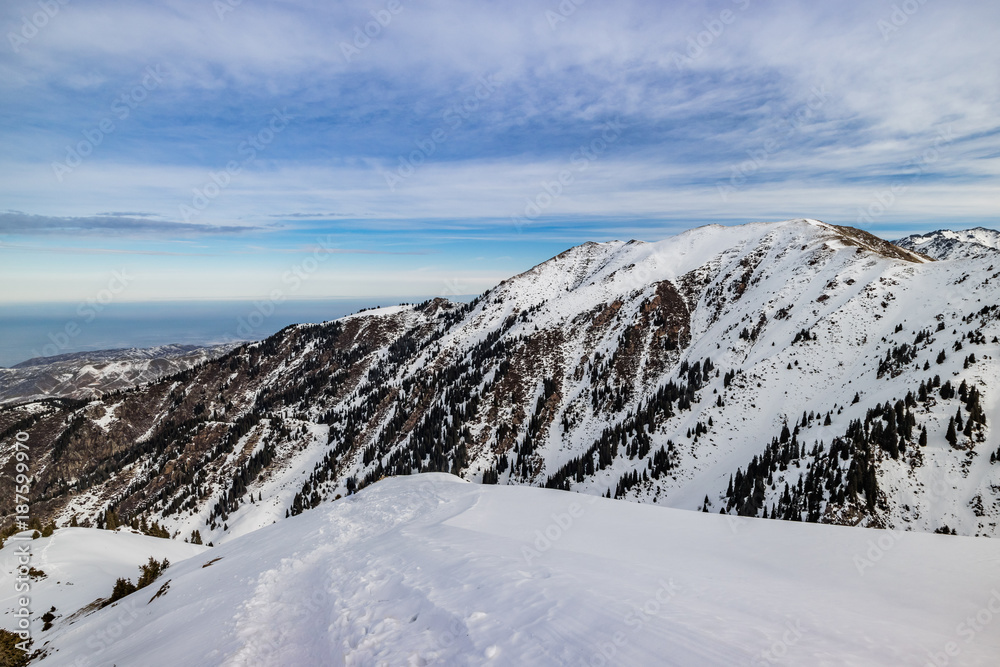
left=894, top=226, right=1000, bottom=260
left=0, top=344, right=237, bottom=405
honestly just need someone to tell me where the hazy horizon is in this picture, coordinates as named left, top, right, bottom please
left=0, top=297, right=464, bottom=367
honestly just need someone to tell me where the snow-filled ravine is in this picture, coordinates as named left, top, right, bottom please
left=4, top=473, right=999, bottom=666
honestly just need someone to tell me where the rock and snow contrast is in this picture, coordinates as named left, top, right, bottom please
left=895, top=228, right=1000, bottom=261
left=3, top=218, right=1000, bottom=664
left=4, top=474, right=999, bottom=666
left=0, top=344, right=237, bottom=406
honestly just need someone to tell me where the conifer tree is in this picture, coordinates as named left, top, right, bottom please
left=946, top=418, right=958, bottom=446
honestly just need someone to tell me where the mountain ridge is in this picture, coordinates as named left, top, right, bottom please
left=2, top=219, right=1000, bottom=550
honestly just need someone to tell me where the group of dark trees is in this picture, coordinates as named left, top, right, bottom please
left=723, top=367, right=990, bottom=523
left=722, top=419, right=880, bottom=522
left=103, top=556, right=170, bottom=608
left=544, top=357, right=715, bottom=495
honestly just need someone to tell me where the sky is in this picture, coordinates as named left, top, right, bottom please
left=0, top=0, right=998, bottom=303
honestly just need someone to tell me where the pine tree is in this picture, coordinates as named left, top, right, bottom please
left=946, top=418, right=958, bottom=446
left=107, top=577, right=136, bottom=604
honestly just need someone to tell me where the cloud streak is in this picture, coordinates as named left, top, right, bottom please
left=0, top=212, right=257, bottom=236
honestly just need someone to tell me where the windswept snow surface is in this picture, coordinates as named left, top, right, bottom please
left=26, top=475, right=1000, bottom=666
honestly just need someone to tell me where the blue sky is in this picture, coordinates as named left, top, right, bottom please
left=1, top=0, right=998, bottom=303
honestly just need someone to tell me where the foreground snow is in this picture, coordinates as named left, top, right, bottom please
left=19, top=474, right=1000, bottom=666
left=0, top=528, right=207, bottom=640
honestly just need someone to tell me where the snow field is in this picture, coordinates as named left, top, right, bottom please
left=20, top=474, right=1000, bottom=666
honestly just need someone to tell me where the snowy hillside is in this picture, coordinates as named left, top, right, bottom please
left=4, top=218, right=1000, bottom=553
left=0, top=527, right=206, bottom=646
left=895, top=227, right=1000, bottom=261
left=18, top=475, right=1000, bottom=666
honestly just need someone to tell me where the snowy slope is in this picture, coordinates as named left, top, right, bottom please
left=26, top=475, right=1000, bottom=666
left=895, top=227, right=1000, bottom=261
left=0, top=528, right=206, bottom=642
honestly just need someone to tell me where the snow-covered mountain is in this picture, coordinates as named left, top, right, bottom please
left=0, top=344, right=237, bottom=405
left=894, top=227, right=1000, bottom=261
left=6, top=474, right=1000, bottom=666
left=4, top=218, right=1000, bottom=553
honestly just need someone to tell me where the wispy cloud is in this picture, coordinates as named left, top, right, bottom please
left=94, top=211, right=161, bottom=217
left=0, top=212, right=257, bottom=236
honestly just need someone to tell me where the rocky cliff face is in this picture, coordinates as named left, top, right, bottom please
left=3, top=219, right=1000, bottom=543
